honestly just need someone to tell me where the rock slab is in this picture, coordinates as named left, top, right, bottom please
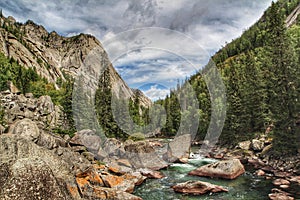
left=189, top=159, right=245, bottom=179
left=172, top=180, right=228, bottom=195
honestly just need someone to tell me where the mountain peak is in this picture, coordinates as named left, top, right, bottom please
left=0, top=14, right=151, bottom=107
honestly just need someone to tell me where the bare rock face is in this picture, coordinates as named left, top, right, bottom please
left=172, top=180, right=228, bottom=195
left=0, top=135, right=76, bottom=200
left=189, top=159, right=245, bottom=179
left=0, top=157, right=71, bottom=200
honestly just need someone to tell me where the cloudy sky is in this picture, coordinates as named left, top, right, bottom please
left=0, top=0, right=273, bottom=100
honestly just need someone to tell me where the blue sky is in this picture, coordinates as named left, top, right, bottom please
left=0, top=0, right=273, bottom=100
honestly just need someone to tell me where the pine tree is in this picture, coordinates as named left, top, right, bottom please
left=266, top=2, right=299, bottom=156
left=241, top=52, right=268, bottom=133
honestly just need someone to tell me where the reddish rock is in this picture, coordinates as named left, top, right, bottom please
left=256, top=169, right=266, bottom=176
left=189, top=159, right=245, bottom=180
left=179, top=157, right=189, bottom=163
left=139, top=168, right=165, bottom=179
left=123, top=172, right=146, bottom=186
left=214, top=153, right=224, bottom=159
left=76, top=176, right=90, bottom=194
left=271, top=188, right=292, bottom=195
left=76, top=168, right=104, bottom=186
left=109, top=166, right=123, bottom=174
left=172, top=180, right=228, bottom=195
left=76, top=167, right=105, bottom=196
left=289, top=176, right=300, bottom=184
left=92, top=187, right=143, bottom=200
left=102, top=174, right=125, bottom=188
left=248, top=158, right=266, bottom=168
left=101, top=172, right=146, bottom=194
left=93, top=164, right=106, bottom=170
left=274, top=171, right=293, bottom=178
left=269, top=193, right=294, bottom=200
left=67, top=184, right=81, bottom=199
left=272, top=179, right=290, bottom=186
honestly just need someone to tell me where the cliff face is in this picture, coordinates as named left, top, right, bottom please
left=0, top=15, right=151, bottom=107
left=286, top=3, right=300, bottom=27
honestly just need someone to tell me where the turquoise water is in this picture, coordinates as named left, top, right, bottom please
left=134, top=158, right=274, bottom=200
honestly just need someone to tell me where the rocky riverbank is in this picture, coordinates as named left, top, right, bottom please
left=0, top=91, right=165, bottom=200
left=200, top=135, right=300, bottom=200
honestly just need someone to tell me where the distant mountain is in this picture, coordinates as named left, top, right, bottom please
left=0, top=14, right=151, bottom=107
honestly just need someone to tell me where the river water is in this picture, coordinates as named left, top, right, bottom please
left=134, top=157, right=274, bottom=200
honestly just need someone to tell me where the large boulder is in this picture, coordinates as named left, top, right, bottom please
left=165, top=134, right=191, bottom=163
left=251, top=139, right=265, bottom=151
left=74, top=165, right=143, bottom=200
left=268, top=188, right=294, bottom=200
left=97, top=138, right=124, bottom=159
left=172, top=180, right=228, bottom=195
left=101, top=172, right=146, bottom=193
left=238, top=140, right=251, bottom=150
left=88, top=187, right=143, bottom=200
left=70, top=129, right=102, bottom=153
left=0, top=135, right=78, bottom=200
left=189, top=159, right=245, bottom=179
left=10, top=118, right=40, bottom=142
left=138, top=168, right=165, bottom=179
left=9, top=118, right=67, bottom=149
left=272, top=179, right=290, bottom=186
left=124, top=140, right=168, bottom=170
left=0, top=157, right=71, bottom=200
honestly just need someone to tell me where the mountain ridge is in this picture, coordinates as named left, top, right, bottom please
left=0, top=14, right=151, bottom=108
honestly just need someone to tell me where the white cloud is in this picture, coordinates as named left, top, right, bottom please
left=0, top=0, right=274, bottom=99
left=112, top=48, right=196, bottom=89
left=143, top=85, right=170, bottom=101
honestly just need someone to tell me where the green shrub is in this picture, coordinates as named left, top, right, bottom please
left=128, top=132, right=145, bottom=141
left=52, top=127, right=75, bottom=138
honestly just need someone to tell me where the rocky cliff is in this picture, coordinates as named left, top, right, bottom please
left=0, top=14, right=151, bottom=107
left=286, top=3, right=300, bottom=27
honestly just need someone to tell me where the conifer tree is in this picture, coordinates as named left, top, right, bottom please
left=266, top=2, right=299, bottom=156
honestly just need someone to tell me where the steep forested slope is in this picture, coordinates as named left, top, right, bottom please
left=160, top=0, right=300, bottom=156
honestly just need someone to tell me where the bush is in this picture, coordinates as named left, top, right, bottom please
left=128, top=132, right=145, bottom=141
left=52, top=128, right=75, bottom=138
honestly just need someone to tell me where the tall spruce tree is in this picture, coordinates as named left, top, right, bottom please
left=266, top=2, right=299, bottom=156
